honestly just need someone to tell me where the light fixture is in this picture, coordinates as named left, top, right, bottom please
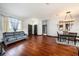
left=64, top=11, right=74, bottom=22
left=58, top=11, right=75, bottom=31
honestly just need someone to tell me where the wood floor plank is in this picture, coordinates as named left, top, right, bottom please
left=4, top=35, right=78, bottom=56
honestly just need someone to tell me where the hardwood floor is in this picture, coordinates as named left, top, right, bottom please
left=4, top=35, right=78, bottom=56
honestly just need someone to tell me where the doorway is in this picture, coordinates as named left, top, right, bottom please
left=42, top=24, right=47, bottom=35
left=42, top=20, right=47, bottom=35
left=28, top=24, right=37, bottom=35
left=34, top=25, right=37, bottom=35
left=28, top=24, right=32, bottom=35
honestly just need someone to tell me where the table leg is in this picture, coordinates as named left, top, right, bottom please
left=74, top=40, right=76, bottom=45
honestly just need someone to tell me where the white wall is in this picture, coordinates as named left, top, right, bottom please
left=22, top=19, right=29, bottom=35
left=47, top=16, right=79, bottom=36
left=47, top=16, right=59, bottom=36
left=22, top=18, right=42, bottom=35
left=0, top=15, right=3, bottom=41
left=37, top=20, right=42, bottom=35
left=0, top=15, right=2, bottom=32
left=70, top=18, right=79, bottom=36
left=22, top=17, right=79, bottom=36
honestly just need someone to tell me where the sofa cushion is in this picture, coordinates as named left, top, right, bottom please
left=7, top=37, right=16, bottom=42
left=6, top=36, right=16, bottom=42
left=3, top=32, right=14, bottom=37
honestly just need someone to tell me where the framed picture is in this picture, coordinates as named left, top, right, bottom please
left=65, top=23, right=70, bottom=31
left=59, top=24, right=63, bottom=31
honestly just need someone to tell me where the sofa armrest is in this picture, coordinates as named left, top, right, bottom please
left=24, top=33, right=26, bottom=35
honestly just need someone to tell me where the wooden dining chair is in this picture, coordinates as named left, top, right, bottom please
left=67, top=32, right=77, bottom=45
left=57, top=32, right=67, bottom=42
left=57, top=32, right=60, bottom=41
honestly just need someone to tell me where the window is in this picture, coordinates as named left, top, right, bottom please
left=8, top=17, right=22, bottom=32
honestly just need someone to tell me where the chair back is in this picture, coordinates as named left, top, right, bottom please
left=68, top=32, right=77, bottom=40
left=57, top=32, right=60, bottom=38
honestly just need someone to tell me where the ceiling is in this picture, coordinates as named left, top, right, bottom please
left=0, top=3, right=79, bottom=19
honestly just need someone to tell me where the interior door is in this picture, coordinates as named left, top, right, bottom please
left=28, top=24, right=32, bottom=35
left=42, top=25, right=47, bottom=35
left=34, top=25, right=37, bottom=35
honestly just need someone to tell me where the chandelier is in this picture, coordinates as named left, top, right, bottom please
left=58, top=11, right=75, bottom=31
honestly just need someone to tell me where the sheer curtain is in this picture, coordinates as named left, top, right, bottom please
left=8, top=18, right=22, bottom=32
